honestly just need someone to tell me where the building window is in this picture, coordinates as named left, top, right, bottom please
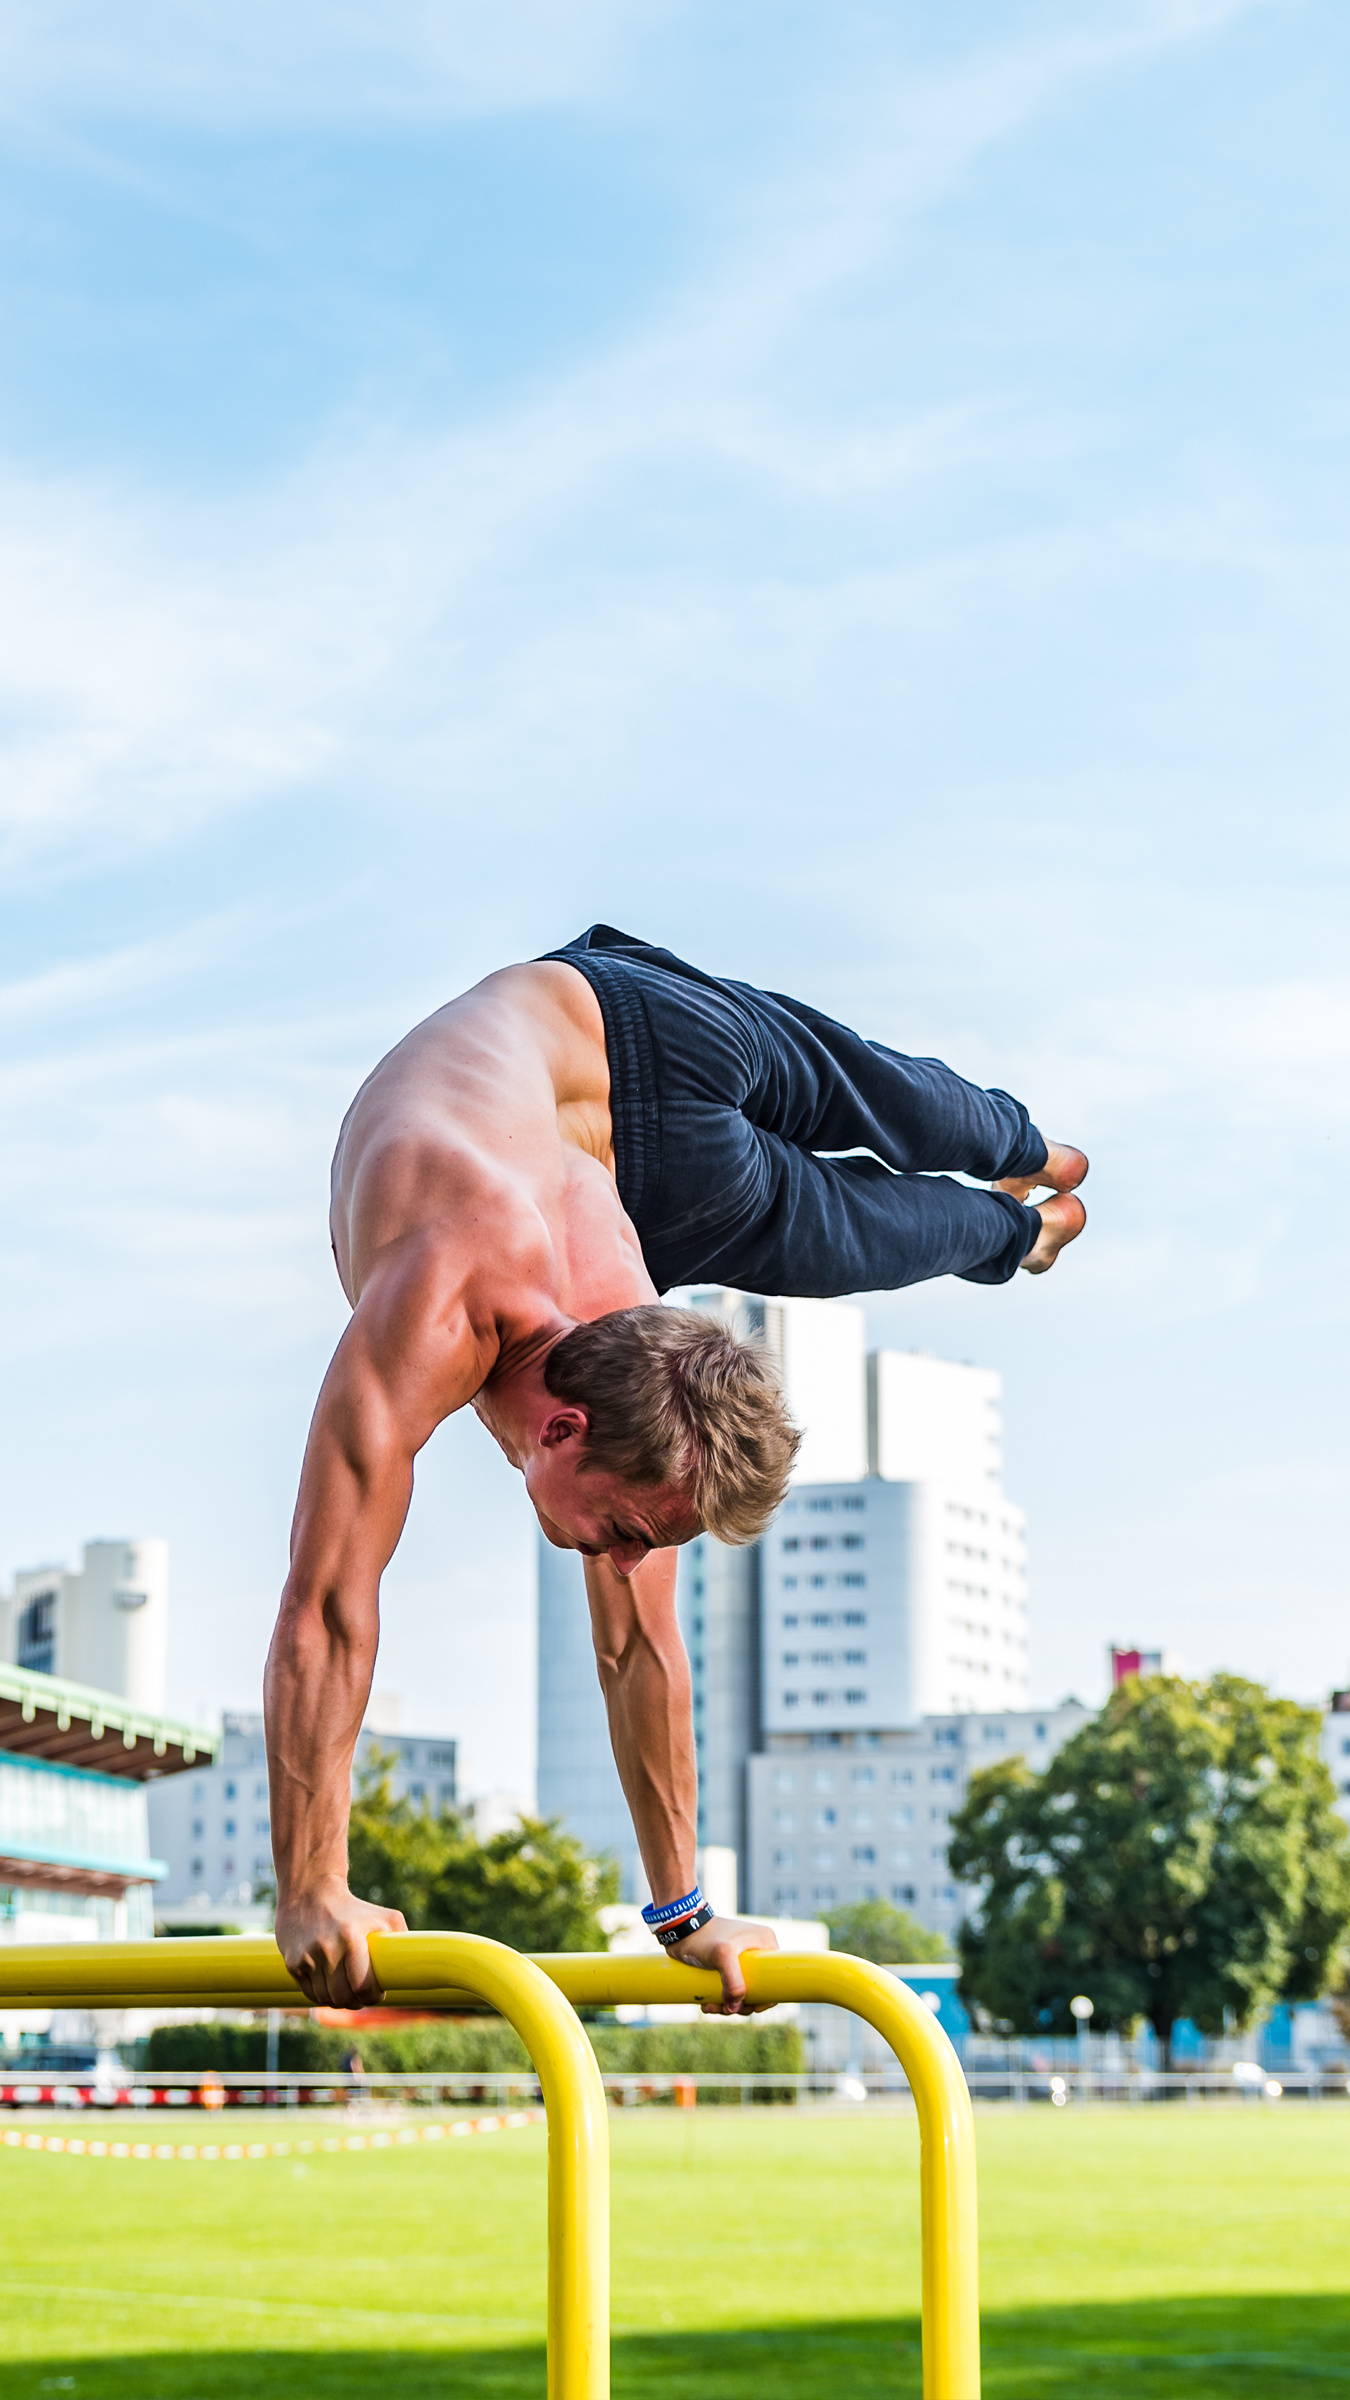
left=782, top=1612, right=798, bottom=1628
left=191, top=1819, right=205, bottom=1839
left=812, top=1886, right=837, bottom=1905
left=782, top=1538, right=800, bottom=1553
left=891, top=1884, right=916, bottom=1904
left=851, top=1767, right=874, bottom=1787
left=773, top=1769, right=796, bottom=1793
left=844, top=1690, right=866, bottom=1704
left=224, top=1782, right=237, bottom=1800
left=892, top=1805, right=913, bottom=1827
left=891, top=1769, right=913, bottom=1788
left=930, top=1767, right=956, bottom=1784
left=783, top=1692, right=799, bottom=1707
left=840, top=1535, right=863, bottom=1551
left=774, top=1848, right=797, bottom=1868
left=190, top=1859, right=204, bottom=1880
left=813, top=1808, right=837, bottom=1828
left=891, top=1847, right=913, bottom=1868
left=773, top=1808, right=797, bottom=1829
left=223, top=1858, right=235, bottom=1876
left=254, top=1856, right=270, bottom=1875
left=255, top=1818, right=270, bottom=1836
left=840, top=1574, right=865, bottom=1589
left=223, top=1819, right=236, bottom=1837
left=774, top=1886, right=799, bottom=1907
left=810, top=1769, right=836, bottom=1792
left=852, top=1846, right=876, bottom=1865
left=783, top=1652, right=799, bottom=1667
left=17, top=1591, right=58, bottom=1676
left=811, top=1691, right=830, bottom=1707
left=811, top=1849, right=837, bottom=1871
left=842, top=1609, right=865, bottom=1625
left=844, top=1652, right=865, bottom=1666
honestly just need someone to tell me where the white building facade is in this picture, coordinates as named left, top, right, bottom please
left=2, top=1540, right=167, bottom=1715
left=744, top=1701, right=1089, bottom=1943
left=147, top=1711, right=459, bottom=1922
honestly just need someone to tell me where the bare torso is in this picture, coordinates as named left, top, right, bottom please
left=329, top=961, right=654, bottom=1403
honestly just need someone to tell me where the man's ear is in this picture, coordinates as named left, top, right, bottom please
left=538, top=1406, right=590, bottom=1450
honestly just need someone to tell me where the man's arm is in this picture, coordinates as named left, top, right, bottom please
left=265, top=1246, right=491, bottom=2007
left=583, top=1550, right=777, bottom=2013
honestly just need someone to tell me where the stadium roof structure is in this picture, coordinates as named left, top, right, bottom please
left=0, top=1663, right=218, bottom=1782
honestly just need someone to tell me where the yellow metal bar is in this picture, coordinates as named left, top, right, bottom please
left=0, top=1937, right=977, bottom=2398
left=0, top=1936, right=607, bottom=2400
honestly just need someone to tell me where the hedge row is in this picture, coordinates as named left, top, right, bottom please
left=141, top=2015, right=803, bottom=2086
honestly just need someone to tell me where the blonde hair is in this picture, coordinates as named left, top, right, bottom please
left=544, top=1306, right=801, bottom=1545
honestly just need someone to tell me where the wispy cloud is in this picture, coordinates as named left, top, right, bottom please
left=0, top=0, right=1283, bottom=872
left=0, top=0, right=659, bottom=125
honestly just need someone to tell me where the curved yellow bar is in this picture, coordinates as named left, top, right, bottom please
left=0, top=1935, right=608, bottom=2400
left=0, top=1937, right=977, bottom=2398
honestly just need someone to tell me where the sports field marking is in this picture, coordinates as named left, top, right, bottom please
left=0, top=2107, right=543, bottom=2162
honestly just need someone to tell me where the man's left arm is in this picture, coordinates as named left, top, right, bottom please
left=583, top=1546, right=777, bottom=2013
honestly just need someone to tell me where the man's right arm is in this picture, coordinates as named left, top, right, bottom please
left=264, top=1246, right=491, bottom=2007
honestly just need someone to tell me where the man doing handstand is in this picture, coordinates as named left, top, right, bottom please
left=266, top=926, right=1086, bottom=2011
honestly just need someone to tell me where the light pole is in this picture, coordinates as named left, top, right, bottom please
left=1070, top=1993, right=1094, bottom=2099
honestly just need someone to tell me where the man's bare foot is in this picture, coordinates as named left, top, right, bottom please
left=1020, top=1190, right=1087, bottom=1275
left=996, top=1141, right=1089, bottom=1205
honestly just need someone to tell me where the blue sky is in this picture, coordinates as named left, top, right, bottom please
left=1, top=0, right=1346, bottom=1795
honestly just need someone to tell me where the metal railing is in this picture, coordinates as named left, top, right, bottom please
left=0, top=1935, right=980, bottom=2400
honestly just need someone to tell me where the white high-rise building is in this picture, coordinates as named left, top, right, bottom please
left=760, top=1477, right=1029, bottom=1733
left=537, top=1289, right=1037, bottom=1917
left=3, top=1540, right=168, bottom=1714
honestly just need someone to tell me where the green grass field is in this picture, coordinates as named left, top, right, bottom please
left=3, top=2104, right=1349, bottom=2396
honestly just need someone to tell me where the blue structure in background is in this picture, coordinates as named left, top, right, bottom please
left=890, top=1963, right=970, bottom=2052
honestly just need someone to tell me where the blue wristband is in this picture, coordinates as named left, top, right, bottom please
left=642, top=1884, right=704, bottom=1929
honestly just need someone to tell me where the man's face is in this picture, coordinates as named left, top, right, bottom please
left=526, top=1419, right=697, bottom=1576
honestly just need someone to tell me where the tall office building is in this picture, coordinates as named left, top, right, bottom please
left=536, top=1287, right=1041, bottom=1916
left=536, top=1289, right=871, bottom=1898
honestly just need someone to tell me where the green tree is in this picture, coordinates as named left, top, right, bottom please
left=346, top=1751, right=618, bottom=1951
left=345, top=1749, right=457, bottom=1926
left=948, top=1674, right=1350, bottom=2068
left=819, top=1897, right=951, bottom=1963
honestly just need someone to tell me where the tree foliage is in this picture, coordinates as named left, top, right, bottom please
left=346, top=1751, right=619, bottom=1953
left=948, top=1674, right=1350, bottom=2063
left=819, top=1897, right=951, bottom=1963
